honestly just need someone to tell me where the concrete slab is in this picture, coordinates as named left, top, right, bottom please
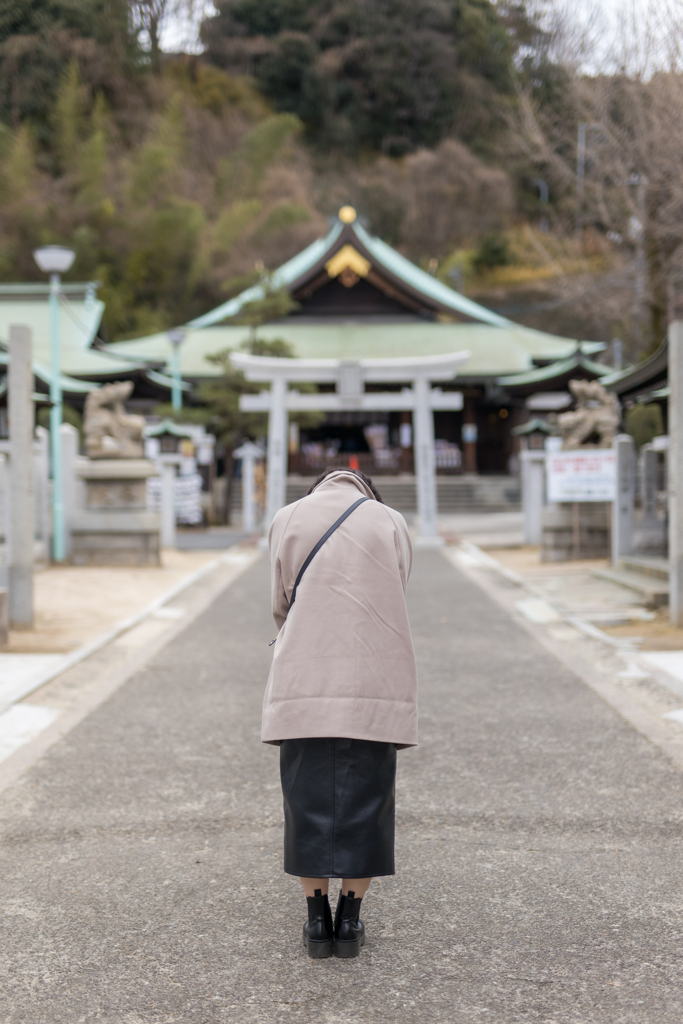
left=3, top=549, right=221, bottom=654
left=0, top=654, right=67, bottom=707
left=515, top=597, right=561, bottom=624
left=2, top=553, right=683, bottom=1021
left=0, top=703, right=58, bottom=762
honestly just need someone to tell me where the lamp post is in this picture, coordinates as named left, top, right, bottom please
left=532, top=178, right=549, bottom=233
left=168, top=327, right=186, bottom=412
left=33, top=245, right=75, bottom=563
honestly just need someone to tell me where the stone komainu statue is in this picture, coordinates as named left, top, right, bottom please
left=84, top=381, right=146, bottom=459
left=557, top=379, right=620, bottom=450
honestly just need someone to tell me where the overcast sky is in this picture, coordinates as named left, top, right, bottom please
left=159, top=0, right=668, bottom=71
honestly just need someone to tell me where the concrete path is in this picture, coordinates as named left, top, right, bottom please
left=1, top=552, right=683, bottom=1023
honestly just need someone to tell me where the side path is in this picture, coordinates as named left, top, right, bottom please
left=1, top=552, right=682, bottom=1023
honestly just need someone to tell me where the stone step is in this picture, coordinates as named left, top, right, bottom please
left=619, top=556, right=669, bottom=580
left=231, top=475, right=521, bottom=514
left=591, top=567, right=669, bottom=608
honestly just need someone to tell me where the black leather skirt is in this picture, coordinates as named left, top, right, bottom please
left=280, top=737, right=397, bottom=878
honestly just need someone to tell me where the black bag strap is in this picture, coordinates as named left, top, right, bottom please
left=289, top=496, right=370, bottom=609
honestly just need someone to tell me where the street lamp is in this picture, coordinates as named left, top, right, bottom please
left=532, top=178, right=549, bottom=233
left=167, top=327, right=186, bottom=412
left=33, top=245, right=76, bottom=563
left=576, top=122, right=602, bottom=236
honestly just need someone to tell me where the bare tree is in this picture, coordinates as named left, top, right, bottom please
left=517, top=0, right=683, bottom=356
left=129, top=0, right=199, bottom=70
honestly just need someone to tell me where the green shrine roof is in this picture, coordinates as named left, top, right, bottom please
left=497, top=351, right=611, bottom=393
left=108, top=209, right=605, bottom=382
left=146, top=417, right=194, bottom=438
left=602, top=338, right=668, bottom=398
left=106, top=322, right=605, bottom=382
left=188, top=215, right=515, bottom=329
left=0, top=347, right=96, bottom=398
left=0, top=283, right=148, bottom=380
left=0, top=214, right=609, bottom=394
left=511, top=418, right=558, bottom=436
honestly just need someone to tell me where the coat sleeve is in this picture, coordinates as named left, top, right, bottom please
left=387, top=508, right=413, bottom=591
left=269, top=509, right=292, bottom=631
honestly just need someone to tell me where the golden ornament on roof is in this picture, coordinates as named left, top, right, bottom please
left=325, top=244, right=371, bottom=281
left=338, top=206, right=357, bottom=223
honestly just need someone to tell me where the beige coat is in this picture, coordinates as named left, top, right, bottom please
left=262, top=470, right=418, bottom=748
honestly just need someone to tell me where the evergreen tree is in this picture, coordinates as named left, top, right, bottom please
left=0, top=0, right=140, bottom=142
left=200, top=0, right=534, bottom=154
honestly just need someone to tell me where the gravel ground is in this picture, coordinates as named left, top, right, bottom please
left=1, top=552, right=682, bottom=1023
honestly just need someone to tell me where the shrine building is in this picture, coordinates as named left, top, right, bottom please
left=105, top=206, right=605, bottom=478
left=0, top=208, right=608, bottom=479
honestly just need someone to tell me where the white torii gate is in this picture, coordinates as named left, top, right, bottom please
left=232, top=350, right=470, bottom=543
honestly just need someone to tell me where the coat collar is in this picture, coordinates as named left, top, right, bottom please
left=310, top=470, right=375, bottom=500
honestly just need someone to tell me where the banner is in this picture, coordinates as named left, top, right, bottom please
left=546, top=449, right=616, bottom=503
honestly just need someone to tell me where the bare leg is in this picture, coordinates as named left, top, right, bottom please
left=300, top=877, right=329, bottom=897
left=341, top=877, right=372, bottom=898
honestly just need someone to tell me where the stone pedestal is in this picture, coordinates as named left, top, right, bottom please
left=70, top=460, right=161, bottom=566
left=541, top=502, right=611, bottom=562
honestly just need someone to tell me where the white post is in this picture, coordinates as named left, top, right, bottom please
left=34, top=426, right=50, bottom=560
left=520, top=449, right=545, bottom=544
left=0, top=453, right=9, bottom=590
left=413, top=375, right=441, bottom=544
left=265, top=376, right=288, bottom=528
left=233, top=441, right=264, bottom=533
left=159, top=456, right=179, bottom=548
left=670, top=321, right=683, bottom=624
left=640, top=443, right=657, bottom=524
left=612, top=433, right=635, bottom=564
left=8, top=324, right=34, bottom=627
left=244, top=453, right=255, bottom=532
left=60, top=423, right=79, bottom=560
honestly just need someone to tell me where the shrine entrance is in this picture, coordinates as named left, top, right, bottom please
left=231, top=350, right=469, bottom=543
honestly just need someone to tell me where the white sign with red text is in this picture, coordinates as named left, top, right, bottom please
left=546, top=449, right=616, bottom=503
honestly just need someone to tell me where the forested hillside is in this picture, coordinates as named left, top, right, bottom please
left=0, top=0, right=680, bottom=359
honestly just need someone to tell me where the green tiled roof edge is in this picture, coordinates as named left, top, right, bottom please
left=352, top=221, right=512, bottom=327
left=497, top=352, right=611, bottom=387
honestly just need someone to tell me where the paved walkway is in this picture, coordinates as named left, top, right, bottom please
left=1, top=552, right=683, bottom=1022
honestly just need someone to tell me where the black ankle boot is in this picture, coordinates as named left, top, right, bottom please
left=334, top=889, right=366, bottom=958
left=303, top=889, right=333, bottom=958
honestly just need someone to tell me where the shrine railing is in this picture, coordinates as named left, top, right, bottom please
left=288, top=449, right=463, bottom=476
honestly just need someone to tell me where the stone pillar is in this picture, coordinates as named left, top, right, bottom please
left=265, top=376, right=288, bottom=528
left=670, top=321, right=683, bottom=624
left=612, top=433, right=635, bottom=564
left=160, top=457, right=178, bottom=549
left=243, top=452, right=256, bottom=533
left=8, top=324, right=34, bottom=628
left=462, top=395, right=477, bottom=474
left=640, top=443, right=657, bottom=523
left=33, top=426, right=50, bottom=560
left=0, top=453, right=9, bottom=590
left=0, top=585, right=7, bottom=647
left=233, top=441, right=264, bottom=533
left=413, top=375, right=441, bottom=544
left=520, top=449, right=545, bottom=544
left=60, top=423, right=79, bottom=560
left=399, top=411, right=413, bottom=473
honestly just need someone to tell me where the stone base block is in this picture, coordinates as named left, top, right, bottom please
left=541, top=502, right=610, bottom=562
left=71, top=530, right=160, bottom=566
left=69, top=510, right=161, bottom=566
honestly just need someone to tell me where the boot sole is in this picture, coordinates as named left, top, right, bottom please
left=303, top=935, right=334, bottom=958
left=334, top=933, right=366, bottom=958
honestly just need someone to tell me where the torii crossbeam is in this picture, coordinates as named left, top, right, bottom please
left=232, top=350, right=470, bottom=542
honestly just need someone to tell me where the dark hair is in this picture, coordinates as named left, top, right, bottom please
left=307, top=467, right=383, bottom=502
